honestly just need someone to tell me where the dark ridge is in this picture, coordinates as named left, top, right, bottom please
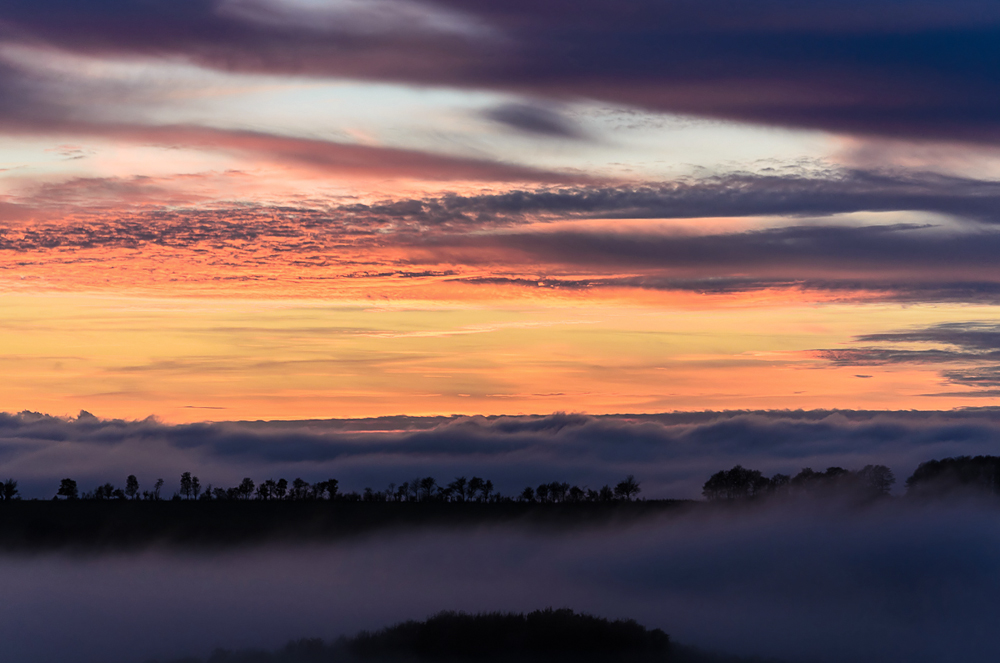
left=154, top=609, right=784, bottom=663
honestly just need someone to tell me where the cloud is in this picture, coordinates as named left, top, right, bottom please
left=484, top=103, right=586, bottom=139
left=343, top=169, right=1000, bottom=224
left=6, top=1, right=1000, bottom=141
left=6, top=409, right=1000, bottom=501
left=216, top=0, right=492, bottom=38
left=818, top=322, right=1000, bottom=393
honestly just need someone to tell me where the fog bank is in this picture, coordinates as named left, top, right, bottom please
left=1, top=500, right=998, bottom=663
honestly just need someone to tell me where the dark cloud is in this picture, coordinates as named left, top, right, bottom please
left=342, top=169, right=1000, bottom=224
left=5, top=1, right=1000, bottom=141
left=484, top=103, right=586, bottom=139
left=819, top=322, right=1000, bottom=392
left=6, top=409, right=1000, bottom=500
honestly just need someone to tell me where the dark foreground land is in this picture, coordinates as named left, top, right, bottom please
left=156, top=609, right=782, bottom=663
left=0, top=500, right=692, bottom=551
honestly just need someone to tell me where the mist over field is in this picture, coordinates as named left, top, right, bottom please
left=6, top=409, right=1000, bottom=499
left=2, top=499, right=998, bottom=663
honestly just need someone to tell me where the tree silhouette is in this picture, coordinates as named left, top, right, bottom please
left=57, top=478, right=78, bottom=500
left=702, top=466, right=767, bottom=500
left=180, top=472, right=193, bottom=500
left=467, top=476, right=484, bottom=501
left=153, top=478, right=164, bottom=500
left=237, top=477, right=255, bottom=500
left=448, top=476, right=468, bottom=502
left=859, top=464, right=895, bottom=497
left=614, top=476, right=641, bottom=501
left=125, top=475, right=139, bottom=500
left=536, top=483, right=550, bottom=502
left=1, top=478, right=19, bottom=501
left=419, top=477, right=437, bottom=501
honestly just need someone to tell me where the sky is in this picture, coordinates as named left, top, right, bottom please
left=5, top=1, right=1000, bottom=421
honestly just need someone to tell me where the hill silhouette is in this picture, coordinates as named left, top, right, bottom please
left=156, top=609, right=783, bottom=663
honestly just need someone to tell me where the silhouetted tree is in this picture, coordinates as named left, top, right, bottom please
left=549, top=482, right=570, bottom=502
left=859, top=464, right=895, bottom=497
left=598, top=485, right=615, bottom=502
left=153, top=478, right=164, bottom=500
left=448, top=477, right=468, bottom=502
left=1, top=478, right=19, bottom=501
left=520, top=486, right=535, bottom=502
left=180, top=472, right=193, bottom=500
left=290, top=478, right=309, bottom=500
left=614, top=475, right=641, bottom=501
left=237, top=477, right=255, bottom=500
left=125, top=475, right=139, bottom=500
left=536, top=483, right=550, bottom=502
left=702, top=466, right=766, bottom=501
left=275, top=478, right=288, bottom=500
left=57, top=478, right=78, bottom=500
left=419, top=477, right=437, bottom=501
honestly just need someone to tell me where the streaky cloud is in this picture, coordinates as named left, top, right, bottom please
left=5, top=1, right=1000, bottom=141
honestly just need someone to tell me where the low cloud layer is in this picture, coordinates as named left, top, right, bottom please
left=5, top=409, right=1000, bottom=500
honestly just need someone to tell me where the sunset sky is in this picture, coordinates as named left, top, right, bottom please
left=4, top=0, right=1000, bottom=422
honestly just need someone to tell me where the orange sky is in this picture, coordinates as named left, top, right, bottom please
left=3, top=25, right=1000, bottom=421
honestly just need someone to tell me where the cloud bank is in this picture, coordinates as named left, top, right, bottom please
left=5, top=409, right=1000, bottom=499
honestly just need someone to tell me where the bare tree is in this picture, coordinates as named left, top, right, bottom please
left=614, top=475, right=641, bottom=501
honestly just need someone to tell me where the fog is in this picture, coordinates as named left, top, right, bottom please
left=2, top=500, right=998, bottom=663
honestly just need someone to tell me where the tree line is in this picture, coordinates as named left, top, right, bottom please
left=702, top=464, right=896, bottom=501
left=702, top=455, right=1000, bottom=501
left=5, top=473, right=643, bottom=504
